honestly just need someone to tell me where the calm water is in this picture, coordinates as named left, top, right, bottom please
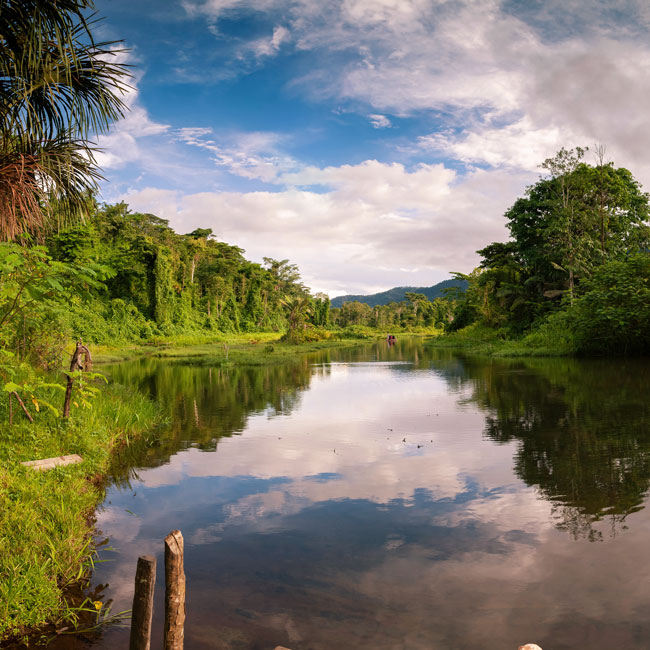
left=75, top=340, right=650, bottom=649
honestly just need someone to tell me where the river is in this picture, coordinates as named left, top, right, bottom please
left=66, top=339, right=650, bottom=649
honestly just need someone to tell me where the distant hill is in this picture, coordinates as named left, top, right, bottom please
left=330, top=278, right=468, bottom=308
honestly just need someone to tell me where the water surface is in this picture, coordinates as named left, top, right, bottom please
left=80, top=340, right=650, bottom=649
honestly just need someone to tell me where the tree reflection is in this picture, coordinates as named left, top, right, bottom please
left=104, top=354, right=330, bottom=480
left=434, top=354, right=650, bottom=539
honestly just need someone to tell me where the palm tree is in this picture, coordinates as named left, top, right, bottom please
left=0, top=0, right=130, bottom=240
left=280, top=295, right=313, bottom=333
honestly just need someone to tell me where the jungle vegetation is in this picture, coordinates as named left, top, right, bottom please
left=443, top=146, right=650, bottom=356
left=0, top=1, right=157, bottom=641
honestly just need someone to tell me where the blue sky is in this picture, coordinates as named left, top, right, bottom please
left=94, top=0, right=650, bottom=296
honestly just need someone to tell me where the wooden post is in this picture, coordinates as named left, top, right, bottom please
left=164, top=530, right=185, bottom=650
left=129, top=555, right=156, bottom=650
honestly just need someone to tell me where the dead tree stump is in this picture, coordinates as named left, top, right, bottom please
left=62, top=341, right=92, bottom=418
left=129, top=555, right=157, bottom=650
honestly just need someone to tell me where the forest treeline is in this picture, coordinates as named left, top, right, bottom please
left=0, top=198, right=453, bottom=369
left=442, top=147, right=650, bottom=356
left=0, top=198, right=323, bottom=361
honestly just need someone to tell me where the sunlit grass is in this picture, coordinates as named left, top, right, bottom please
left=425, top=322, right=574, bottom=357
left=92, top=330, right=382, bottom=364
left=0, top=379, right=161, bottom=641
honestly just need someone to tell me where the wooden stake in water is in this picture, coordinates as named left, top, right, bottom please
left=129, top=555, right=156, bottom=650
left=164, top=530, right=186, bottom=650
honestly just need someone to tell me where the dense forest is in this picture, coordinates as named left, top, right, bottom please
left=1, top=2, right=649, bottom=373
left=0, top=196, right=457, bottom=372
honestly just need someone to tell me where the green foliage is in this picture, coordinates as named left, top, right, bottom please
left=567, top=254, right=650, bottom=355
left=280, top=326, right=331, bottom=344
left=34, top=201, right=326, bottom=347
left=0, top=375, right=161, bottom=641
left=328, top=292, right=452, bottom=333
left=337, top=324, right=378, bottom=339
left=0, top=242, right=109, bottom=366
left=153, top=246, right=175, bottom=326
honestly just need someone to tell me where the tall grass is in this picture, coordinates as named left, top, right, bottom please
left=0, top=380, right=162, bottom=642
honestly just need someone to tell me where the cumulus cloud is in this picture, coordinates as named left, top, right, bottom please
left=123, top=159, right=530, bottom=295
left=368, top=114, right=392, bottom=129
left=103, top=0, right=650, bottom=293
left=180, top=0, right=650, bottom=182
left=94, top=50, right=170, bottom=170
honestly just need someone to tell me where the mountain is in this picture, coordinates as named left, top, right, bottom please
left=330, top=278, right=468, bottom=308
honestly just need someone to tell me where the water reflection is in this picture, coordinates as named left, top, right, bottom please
left=73, top=341, right=650, bottom=650
left=438, top=356, right=650, bottom=540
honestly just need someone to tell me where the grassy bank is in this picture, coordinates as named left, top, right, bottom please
left=0, top=380, right=162, bottom=643
left=425, top=323, right=575, bottom=358
left=91, top=328, right=404, bottom=365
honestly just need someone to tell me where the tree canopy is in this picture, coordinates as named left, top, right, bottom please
left=448, top=147, right=650, bottom=343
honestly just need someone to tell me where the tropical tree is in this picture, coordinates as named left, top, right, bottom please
left=506, top=148, right=649, bottom=303
left=460, top=148, right=650, bottom=333
left=0, top=0, right=130, bottom=240
left=280, top=295, right=313, bottom=340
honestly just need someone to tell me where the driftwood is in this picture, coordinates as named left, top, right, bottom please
left=21, top=454, right=83, bottom=471
left=63, top=341, right=92, bottom=418
left=130, top=555, right=157, bottom=650
left=164, top=530, right=185, bottom=650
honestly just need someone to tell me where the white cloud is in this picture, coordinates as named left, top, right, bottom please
left=175, top=127, right=298, bottom=182
left=249, top=25, right=291, bottom=57
left=419, top=118, right=568, bottom=171
left=368, top=114, right=392, bottom=129
left=122, top=159, right=530, bottom=294
left=94, top=50, right=170, bottom=170
left=102, top=1, right=650, bottom=293
left=179, top=0, right=650, bottom=184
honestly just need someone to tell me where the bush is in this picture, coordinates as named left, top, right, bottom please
left=568, top=254, right=650, bottom=355
left=523, top=309, right=577, bottom=355
left=337, top=325, right=377, bottom=340
left=280, top=326, right=331, bottom=344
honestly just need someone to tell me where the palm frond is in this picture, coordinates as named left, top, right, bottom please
left=0, top=134, right=102, bottom=240
left=0, top=0, right=132, bottom=240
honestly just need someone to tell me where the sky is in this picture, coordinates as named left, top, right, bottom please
left=93, top=0, right=650, bottom=297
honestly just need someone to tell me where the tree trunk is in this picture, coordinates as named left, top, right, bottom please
left=63, top=341, right=92, bottom=418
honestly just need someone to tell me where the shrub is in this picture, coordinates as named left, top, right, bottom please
left=569, top=254, right=650, bottom=355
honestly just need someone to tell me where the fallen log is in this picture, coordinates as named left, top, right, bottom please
left=21, top=454, right=83, bottom=471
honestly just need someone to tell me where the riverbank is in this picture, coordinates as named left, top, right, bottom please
left=1, top=329, right=430, bottom=642
left=91, top=328, right=421, bottom=365
left=0, top=380, right=162, bottom=643
left=425, top=323, right=574, bottom=357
